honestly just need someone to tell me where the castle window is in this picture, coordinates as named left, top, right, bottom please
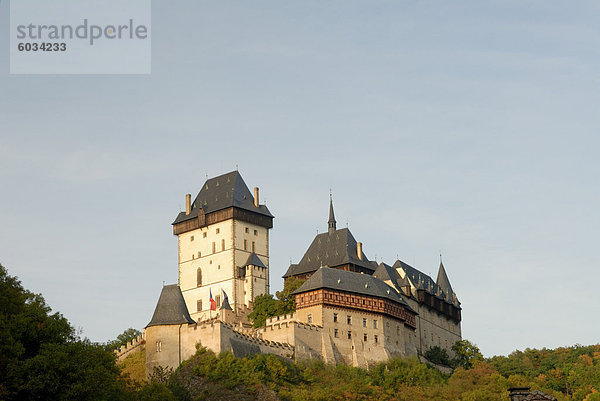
left=197, top=299, right=202, bottom=312
left=197, top=269, right=202, bottom=286
left=374, top=335, right=378, bottom=344
left=221, top=239, right=225, bottom=251
left=156, top=341, right=162, bottom=352
left=203, top=232, right=207, bottom=238
left=244, top=240, right=247, bottom=251
left=245, top=227, right=249, bottom=233
left=216, top=295, right=221, bottom=308
left=198, top=251, right=201, bottom=258
left=362, top=318, right=367, bottom=327
left=307, top=314, right=313, bottom=323
left=212, top=242, right=216, bottom=253
left=252, top=241, right=255, bottom=253
left=347, top=331, right=352, bottom=340
left=334, top=329, right=339, bottom=338
left=333, top=313, right=338, bottom=323
left=190, top=236, right=194, bottom=241
left=363, top=333, right=368, bottom=342
left=216, top=228, right=220, bottom=234
left=192, top=254, right=195, bottom=260
left=373, top=320, right=378, bottom=329
left=254, top=229, right=258, bottom=236
left=347, top=316, right=351, bottom=325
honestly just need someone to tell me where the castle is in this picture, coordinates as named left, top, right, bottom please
left=137, top=171, right=462, bottom=376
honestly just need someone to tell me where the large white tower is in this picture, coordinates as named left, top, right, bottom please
left=171, top=171, right=273, bottom=322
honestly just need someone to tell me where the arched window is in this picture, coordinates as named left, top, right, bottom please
left=197, top=269, right=202, bottom=287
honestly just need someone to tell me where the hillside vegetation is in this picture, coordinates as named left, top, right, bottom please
left=145, top=344, right=600, bottom=401
left=2, top=263, right=600, bottom=400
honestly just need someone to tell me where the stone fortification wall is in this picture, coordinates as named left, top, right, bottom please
left=114, top=334, right=146, bottom=363
left=146, top=319, right=294, bottom=379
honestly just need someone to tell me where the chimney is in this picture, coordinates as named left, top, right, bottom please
left=254, top=187, right=259, bottom=207
left=185, top=194, right=191, bottom=215
left=357, top=242, right=363, bottom=261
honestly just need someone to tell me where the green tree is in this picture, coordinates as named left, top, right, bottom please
left=248, top=278, right=305, bottom=328
left=275, top=277, right=305, bottom=314
left=105, top=327, right=143, bottom=351
left=0, top=264, right=129, bottom=400
left=452, top=339, right=484, bottom=369
left=248, top=294, right=279, bottom=328
left=425, top=346, right=451, bottom=366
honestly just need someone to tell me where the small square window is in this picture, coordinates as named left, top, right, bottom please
left=363, top=333, right=368, bottom=342
left=190, top=236, right=194, bottom=241
left=374, top=335, right=378, bottom=344
left=203, top=232, right=207, bottom=238
left=245, top=227, right=249, bottom=233
left=254, top=229, right=258, bottom=236
left=347, top=331, right=352, bottom=340
left=373, top=320, right=378, bottom=329
left=307, top=314, right=313, bottom=323
left=216, top=228, right=220, bottom=234
left=362, top=318, right=367, bottom=327
left=333, top=313, right=338, bottom=323
left=334, top=329, right=339, bottom=338
left=347, top=316, right=351, bottom=324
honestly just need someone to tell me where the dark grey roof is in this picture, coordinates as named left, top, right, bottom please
left=282, top=228, right=372, bottom=278
left=373, top=262, right=409, bottom=290
left=172, top=171, right=273, bottom=225
left=220, top=293, right=232, bottom=310
left=243, top=253, right=266, bottom=269
left=436, top=261, right=453, bottom=294
left=292, top=267, right=413, bottom=311
left=328, top=198, right=336, bottom=234
left=393, top=259, right=460, bottom=306
left=392, top=259, right=438, bottom=293
left=146, top=284, right=195, bottom=327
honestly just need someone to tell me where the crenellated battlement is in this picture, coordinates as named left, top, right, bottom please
left=114, top=334, right=146, bottom=363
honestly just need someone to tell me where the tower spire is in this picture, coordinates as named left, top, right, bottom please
left=328, top=192, right=336, bottom=235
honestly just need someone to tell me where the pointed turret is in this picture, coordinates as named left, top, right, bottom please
left=436, top=259, right=453, bottom=295
left=328, top=195, right=336, bottom=235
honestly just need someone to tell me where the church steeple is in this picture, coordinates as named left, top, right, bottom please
left=328, top=194, right=336, bottom=235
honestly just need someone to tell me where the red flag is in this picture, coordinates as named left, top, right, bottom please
left=209, top=289, right=216, bottom=311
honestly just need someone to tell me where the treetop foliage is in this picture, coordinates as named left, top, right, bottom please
left=248, top=277, right=305, bottom=328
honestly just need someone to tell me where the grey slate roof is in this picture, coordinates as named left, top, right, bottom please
left=243, top=253, right=266, bottom=269
left=392, top=259, right=439, bottom=293
left=282, top=228, right=373, bottom=278
left=393, top=259, right=460, bottom=306
left=146, top=284, right=195, bottom=327
left=292, top=267, right=413, bottom=311
left=373, top=262, right=409, bottom=290
left=172, top=171, right=273, bottom=225
left=436, top=261, right=453, bottom=294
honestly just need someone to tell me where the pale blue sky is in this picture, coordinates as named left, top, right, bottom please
left=1, top=1, right=599, bottom=357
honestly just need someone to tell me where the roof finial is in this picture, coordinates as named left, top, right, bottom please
left=328, top=193, right=336, bottom=235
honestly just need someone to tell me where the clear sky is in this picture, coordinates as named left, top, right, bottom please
left=1, top=1, right=599, bottom=357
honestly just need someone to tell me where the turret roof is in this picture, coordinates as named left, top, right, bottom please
left=146, top=284, right=195, bottom=327
left=243, top=253, right=266, bottom=269
left=436, top=261, right=453, bottom=294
